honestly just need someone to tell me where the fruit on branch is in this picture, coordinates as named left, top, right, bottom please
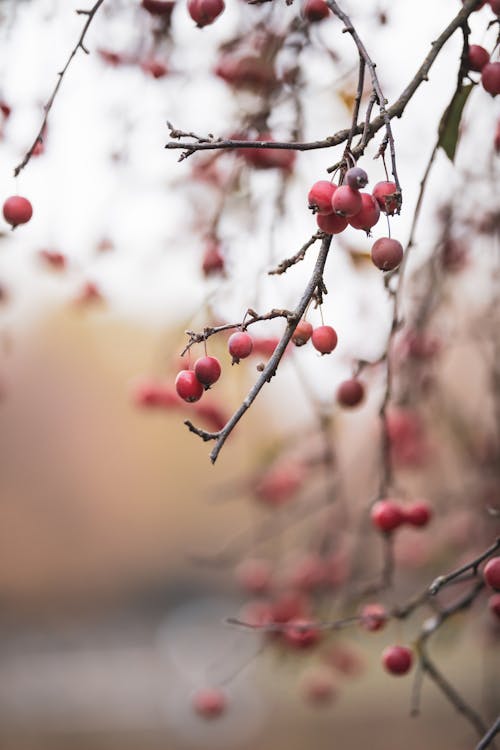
left=331, top=185, right=362, bottom=217
left=284, top=618, right=321, bottom=649
left=141, top=0, right=175, bottom=16
left=346, top=167, right=369, bottom=190
left=348, top=193, right=381, bottom=232
left=2, top=195, right=33, bottom=227
left=371, top=237, right=403, bottom=271
left=302, top=0, right=330, bottom=22
left=194, top=355, right=222, bottom=388
left=488, top=593, right=500, bottom=619
left=228, top=331, right=253, bottom=363
left=271, top=591, right=311, bottom=623
left=192, top=688, right=227, bottom=719
left=381, top=645, right=413, bottom=676
left=336, top=378, right=365, bottom=407
left=372, top=181, right=399, bottom=215
left=140, top=59, right=168, bottom=78
left=481, top=62, right=500, bottom=96
left=292, top=319, right=313, bottom=346
left=187, top=0, right=225, bottom=27
left=236, top=558, right=273, bottom=594
left=308, top=180, right=336, bottom=215
left=467, top=45, right=490, bottom=72
left=175, top=370, right=204, bottom=402
left=403, top=501, right=432, bottom=527
left=483, top=557, right=500, bottom=590
left=311, top=325, right=338, bottom=354
left=316, top=212, right=348, bottom=234
left=360, top=603, right=388, bottom=631
left=371, top=499, right=405, bottom=533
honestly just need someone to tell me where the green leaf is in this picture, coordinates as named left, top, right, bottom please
left=438, top=83, right=474, bottom=163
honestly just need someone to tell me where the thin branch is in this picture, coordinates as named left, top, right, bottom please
left=429, top=538, right=500, bottom=595
left=268, top=231, right=322, bottom=275
left=476, top=718, right=500, bottom=750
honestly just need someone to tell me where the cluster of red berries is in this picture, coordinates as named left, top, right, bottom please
left=2, top=195, right=33, bottom=228
left=486, top=556, right=500, bottom=620
left=308, top=168, right=404, bottom=272
left=141, top=0, right=224, bottom=27
left=467, top=45, right=500, bottom=96
left=371, top=498, right=432, bottom=533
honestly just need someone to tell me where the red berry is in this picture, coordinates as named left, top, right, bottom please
left=228, top=331, right=253, bottom=363
left=348, top=193, right=381, bottom=232
left=39, top=249, right=66, bottom=270
left=308, top=180, right=336, bottom=215
left=194, top=355, right=221, bottom=388
left=3, top=196, right=33, bottom=227
left=241, top=135, right=296, bottom=172
left=141, top=0, right=175, bottom=15
left=202, top=240, right=225, bottom=276
left=311, top=325, right=338, bottom=355
left=255, top=462, right=305, bottom=506
left=372, top=181, right=399, bottom=215
left=346, top=166, right=368, bottom=190
left=300, top=670, right=338, bottom=706
left=371, top=499, right=405, bottom=533
left=271, top=591, right=310, bottom=623
left=484, top=557, right=500, bottom=590
left=284, top=618, right=320, bottom=649
left=140, top=58, right=168, bottom=78
left=403, top=501, right=432, bottom=528
left=175, top=370, right=204, bottom=402
left=316, top=212, right=348, bottom=235
left=371, top=237, right=403, bottom=271
left=292, top=319, right=313, bottom=347
left=360, top=603, right=388, bottom=632
left=236, top=558, right=273, bottom=594
left=215, top=55, right=276, bottom=91
left=488, top=593, right=500, bottom=618
left=302, top=0, right=330, bottom=22
left=336, top=378, right=364, bottom=407
left=382, top=645, right=413, bottom=676
left=481, top=62, right=500, bottom=96
left=187, top=0, right=224, bottom=27
left=467, top=45, right=490, bottom=72
left=331, top=185, right=362, bottom=217
left=192, top=688, right=226, bottom=719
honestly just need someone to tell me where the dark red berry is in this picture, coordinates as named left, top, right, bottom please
left=194, top=355, right=221, bottom=388
left=488, top=593, right=500, bottom=618
left=302, top=0, right=330, bottom=21
left=346, top=166, right=368, bottom=190
left=284, top=618, right=320, bottom=649
left=348, top=193, right=381, bottom=232
left=337, top=378, right=364, bottom=407
left=316, top=212, right=348, bottom=235
left=228, top=331, right=253, bottom=363
left=371, top=499, right=405, bottom=533
left=331, top=185, right=362, bottom=217
left=371, top=237, right=403, bottom=271
left=3, top=196, right=33, bottom=227
left=140, top=58, right=168, bottom=78
left=484, top=557, right=500, bottom=590
left=467, top=45, right=490, bottom=72
left=382, top=645, right=413, bottom=676
left=311, top=325, right=338, bottom=354
left=481, top=62, right=500, bottom=96
left=187, top=0, right=224, bottom=27
left=360, top=603, right=388, bottom=632
left=372, top=181, right=399, bottom=215
left=403, top=501, right=432, bottom=528
left=141, top=0, right=175, bottom=15
left=292, top=319, right=313, bottom=347
left=175, top=370, right=204, bottom=402
left=308, top=180, right=336, bottom=215
left=192, top=688, right=226, bottom=719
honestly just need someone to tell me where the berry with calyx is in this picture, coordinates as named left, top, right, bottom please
left=346, top=166, right=368, bottom=190
left=371, top=237, right=403, bottom=271
left=332, top=185, right=362, bottom=217
left=292, top=319, right=313, bottom=346
left=302, top=0, right=330, bottom=22
left=488, top=593, right=500, bottom=619
left=349, top=193, right=381, bottom=232
left=188, top=0, right=224, bottom=27
left=467, top=45, right=490, bottom=72
left=484, top=557, right=500, bottom=590
left=337, top=378, right=364, bottom=407
left=284, top=618, right=321, bottom=649
left=372, top=181, right=399, bottom=215
left=192, top=688, right=227, bottom=719
left=403, top=501, right=432, bottom=528
left=371, top=499, right=405, bottom=533
left=175, top=370, right=204, bottom=402
left=228, top=331, right=253, bottom=363
left=316, top=212, right=348, bottom=235
left=308, top=180, right=336, bottom=215
left=311, top=325, right=338, bottom=354
left=142, top=0, right=175, bottom=15
left=382, top=645, right=413, bottom=676
left=360, top=603, right=388, bottom=632
left=481, top=62, right=500, bottom=96
left=3, top=196, right=33, bottom=227
left=194, top=355, right=221, bottom=388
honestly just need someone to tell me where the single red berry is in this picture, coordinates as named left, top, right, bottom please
left=371, top=237, right=403, bottom=271
left=345, top=166, right=369, bottom=190
left=300, top=669, right=338, bottom=706
left=308, top=180, right=336, bottom=215
left=236, top=558, right=273, bottom=594
left=489, top=0, right=500, bottom=14
left=3, top=196, right=33, bottom=228
left=372, top=181, right=399, bottom=215
left=187, top=0, right=224, bottom=27
left=360, top=603, right=388, bottom=632
left=488, top=593, right=500, bottom=619
left=192, top=688, right=226, bottom=719
left=292, top=319, right=313, bottom=347
left=141, top=0, right=175, bottom=15
left=371, top=499, right=405, bottom=533
left=175, top=370, right=204, bottom=402
left=311, top=325, right=338, bottom=355
left=337, top=378, right=364, bottom=407
left=228, top=331, right=253, bottom=363
left=467, top=45, right=490, bottom=72
left=284, top=618, right=321, bottom=649
left=39, top=249, right=66, bottom=270
left=316, top=212, right=348, bottom=235
left=481, top=62, right=500, bottom=96
left=348, top=193, right=381, bottom=232
left=403, top=501, right=432, bottom=528
left=382, top=645, right=413, bottom=676
left=271, top=591, right=310, bottom=623
left=0, top=101, right=11, bottom=119
left=484, top=557, right=500, bottom=590
left=302, top=0, right=330, bottom=21
left=194, top=355, right=221, bottom=388
left=140, top=58, right=168, bottom=78
left=331, top=185, right=362, bottom=217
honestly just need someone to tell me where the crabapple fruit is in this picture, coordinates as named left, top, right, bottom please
left=228, top=331, right=253, bottom=363
left=194, top=355, right=221, bottom=388
left=302, top=0, right=330, bottom=21
left=371, top=237, right=403, bottom=271
left=348, top=193, right=380, bottom=232
left=192, top=688, right=227, bottom=719
left=292, top=319, right=313, bottom=346
left=404, top=501, right=432, bottom=528
left=467, top=45, right=490, bottom=72
left=481, top=62, right=500, bottom=96
left=484, top=557, right=500, bottom=590
left=2, top=196, right=33, bottom=227
left=372, top=181, right=399, bottom=215
left=346, top=166, right=368, bottom=190
left=175, top=370, right=204, bottom=402
left=311, top=325, right=338, bottom=354
left=284, top=619, right=321, bottom=649
left=141, top=0, right=175, bottom=15
left=187, top=0, right=224, bottom=27
left=316, top=212, right=348, bottom=235
left=371, top=499, right=405, bottom=533
left=331, top=185, right=362, bottom=217
left=336, top=378, right=364, bottom=407
left=382, top=645, right=413, bottom=676
left=360, top=603, right=388, bottom=632
left=488, top=593, right=500, bottom=618
left=308, top=180, right=336, bottom=215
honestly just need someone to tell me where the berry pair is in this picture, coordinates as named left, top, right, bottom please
left=371, top=498, right=432, bottom=533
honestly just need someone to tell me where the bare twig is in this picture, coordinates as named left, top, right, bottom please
left=268, top=231, right=322, bottom=275
left=476, top=718, right=500, bottom=750
left=429, top=538, right=500, bottom=595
